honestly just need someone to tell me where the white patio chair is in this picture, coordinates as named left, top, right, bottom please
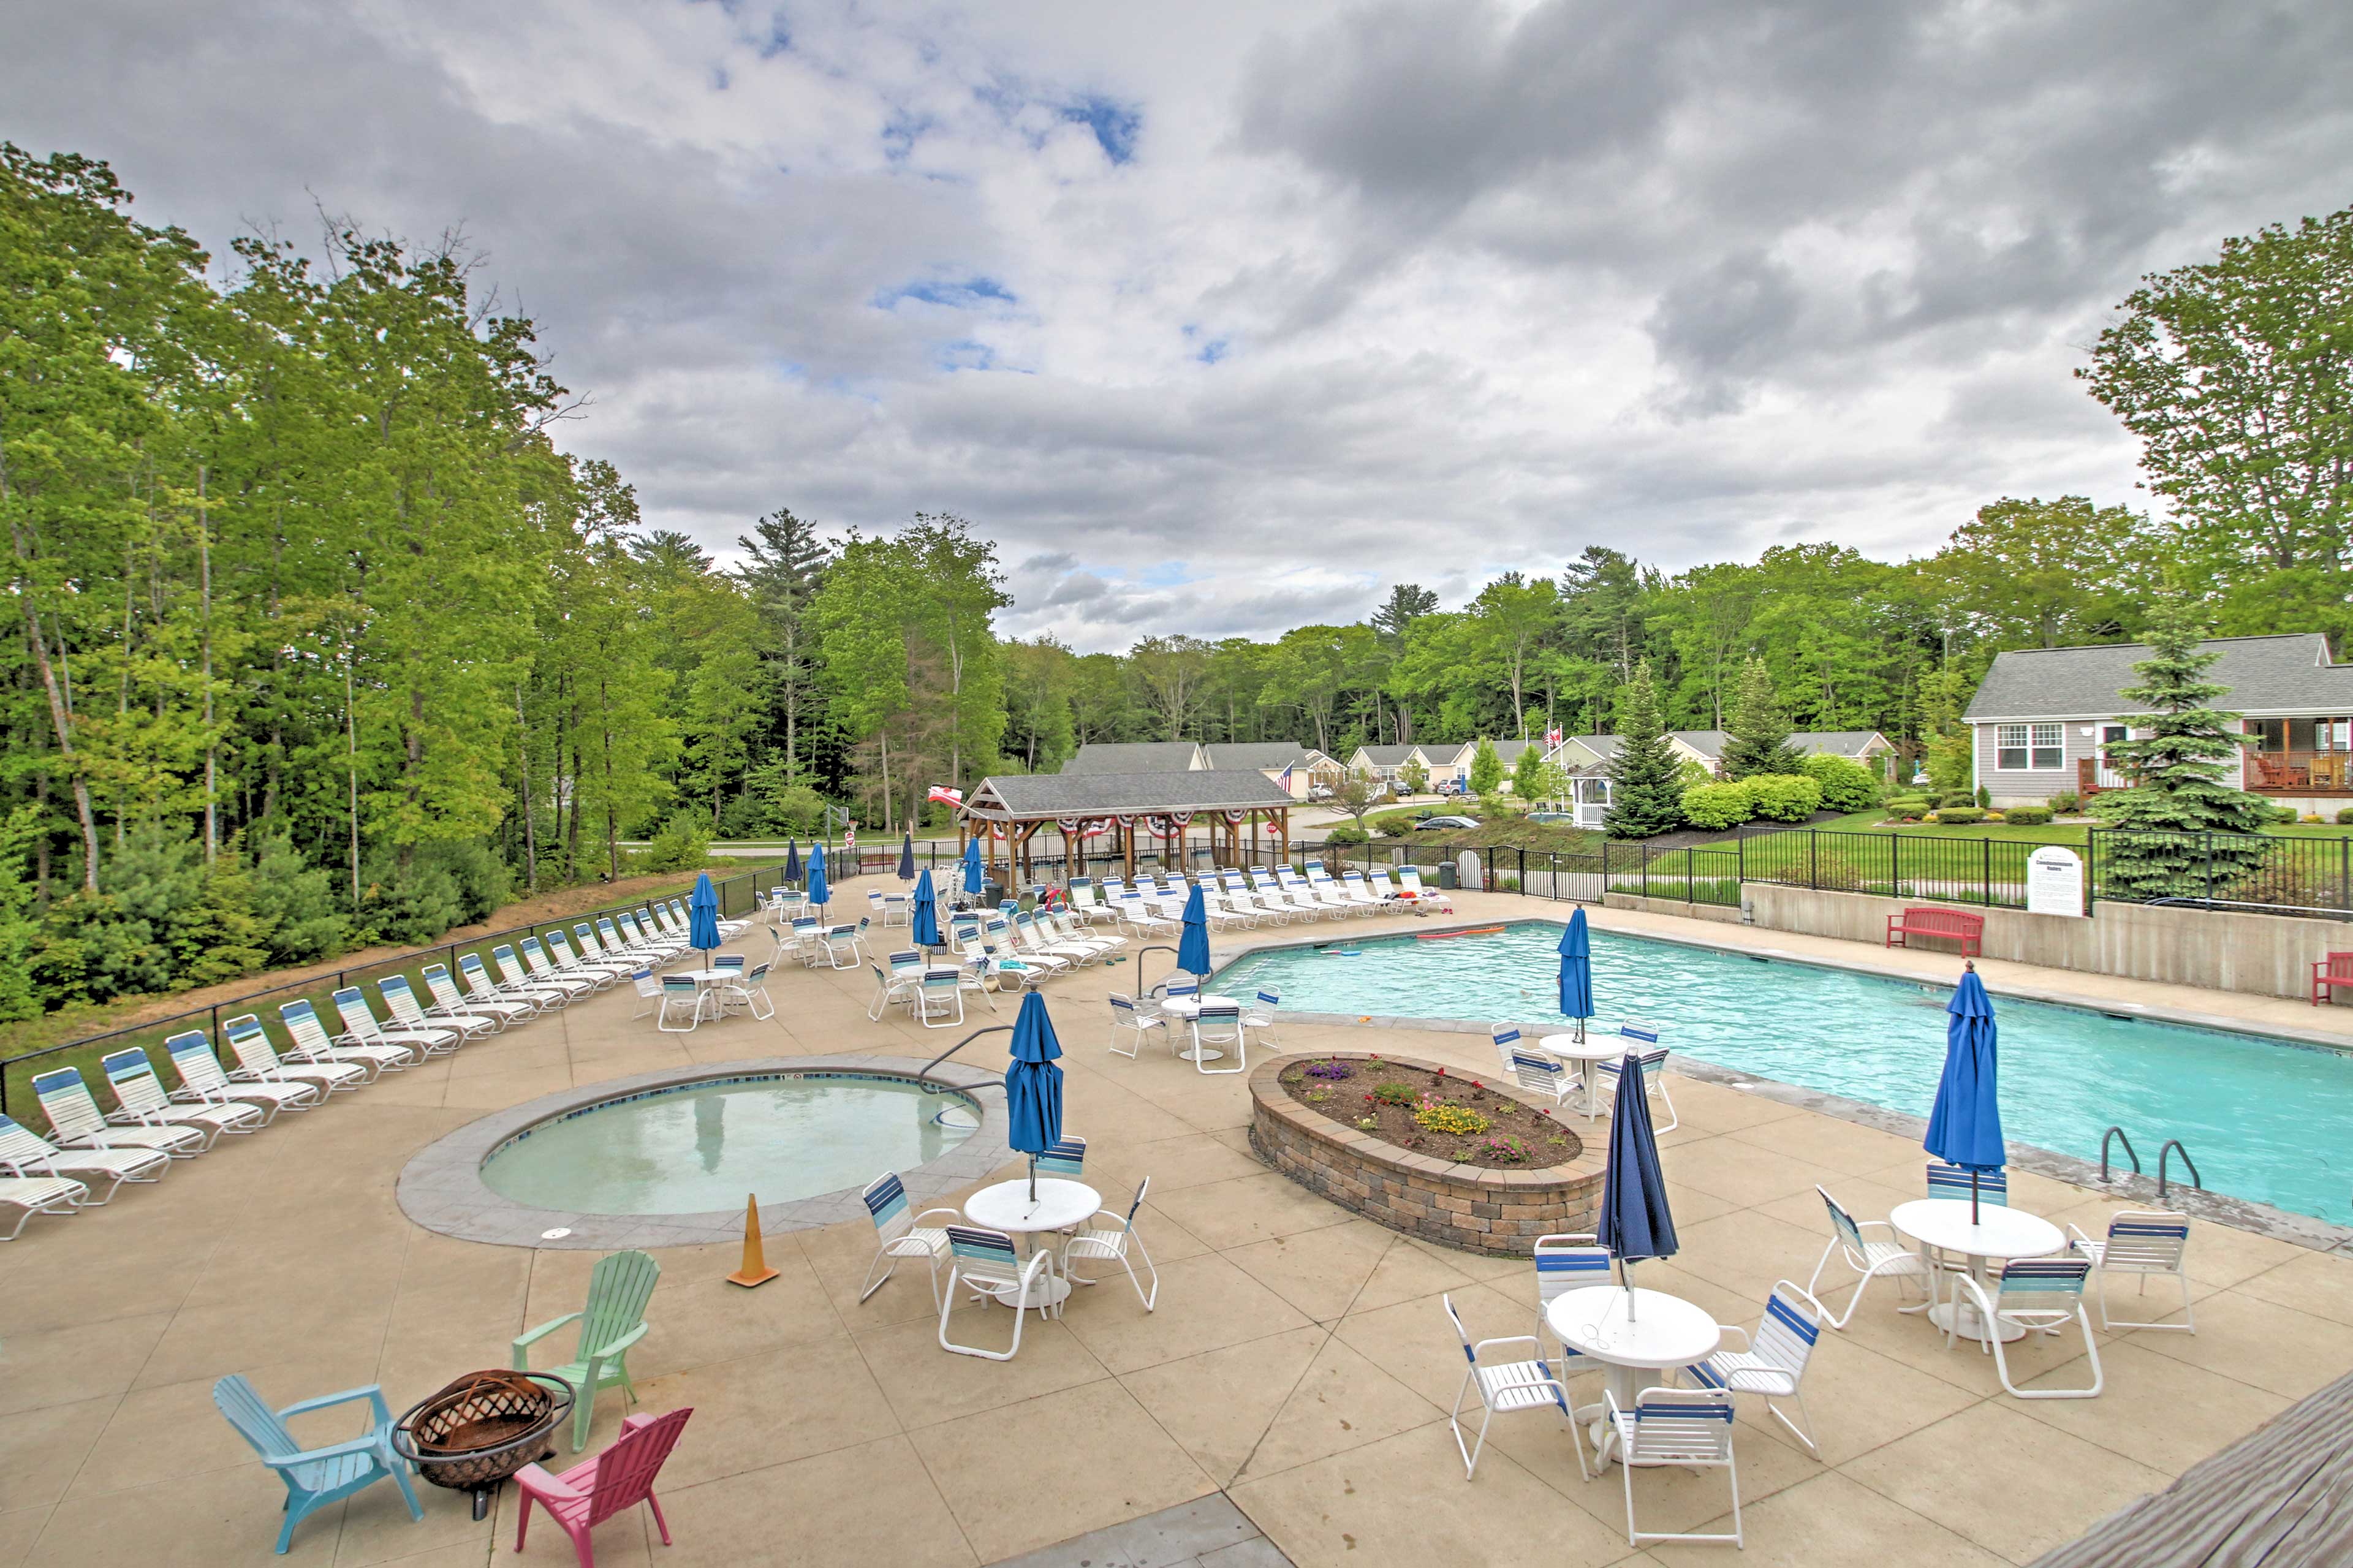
left=102, top=1047, right=262, bottom=1144
left=1498, top=1031, right=1580, bottom=1110
left=715, top=961, right=776, bottom=1020
left=0, top=1113, right=170, bottom=1202
left=1531, top=1234, right=1606, bottom=1478
left=379, top=974, right=492, bottom=1042
left=1108, top=993, right=1165, bottom=1059
left=938, top=1225, right=1061, bottom=1360
left=1062, top=1178, right=1159, bottom=1310
left=230, top=1015, right=367, bottom=1095
left=1189, top=1002, right=1246, bottom=1076
left=33, top=1066, right=208, bottom=1157
left=2066, top=1211, right=2195, bottom=1332
left=1806, top=1185, right=1933, bottom=1328
left=424, top=961, right=529, bottom=1028
left=629, top=969, right=662, bottom=1020
left=915, top=967, right=964, bottom=1028
left=858, top=1172, right=958, bottom=1306
left=654, top=975, right=704, bottom=1032
left=868, top=952, right=925, bottom=1021
left=820, top=923, right=866, bottom=970
left=1, top=1170, right=88, bottom=1239
left=166, top=1034, right=317, bottom=1118
left=1589, top=1025, right=1677, bottom=1131
left=1946, top=1257, right=2104, bottom=1399
left=1605, top=1387, right=1742, bottom=1548
left=1240, top=986, right=1283, bottom=1049
left=1443, top=1293, right=1574, bottom=1480
left=1683, top=1279, right=1827, bottom=1455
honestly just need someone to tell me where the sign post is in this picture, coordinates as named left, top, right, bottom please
left=2026, top=845, right=2086, bottom=918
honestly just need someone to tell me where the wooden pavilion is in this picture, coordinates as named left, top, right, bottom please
left=955, top=770, right=1298, bottom=884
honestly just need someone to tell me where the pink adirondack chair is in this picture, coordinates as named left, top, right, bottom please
left=513, top=1407, right=694, bottom=1565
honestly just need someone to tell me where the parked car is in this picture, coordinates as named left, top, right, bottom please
left=1437, top=779, right=1467, bottom=797
left=1414, top=814, right=1481, bottom=830
left=1308, top=784, right=1333, bottom=801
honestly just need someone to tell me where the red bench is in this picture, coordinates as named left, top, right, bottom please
left=1886, top=906, right=1984, bottom=958
left=2312, top=952, right=2353, bottom=1006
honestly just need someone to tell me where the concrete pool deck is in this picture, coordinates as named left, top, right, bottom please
left=5, top=881, right=2353, bottom=1568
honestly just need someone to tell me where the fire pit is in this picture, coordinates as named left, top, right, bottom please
left=391, top=1370, right=573, bottom=1520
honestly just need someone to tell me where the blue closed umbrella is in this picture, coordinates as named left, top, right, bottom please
left=912, top=868, right=941, bottom=949
left=1177, top=883, right=1212, bottom=977
left=806, top=844, right=829, bottom=912
left=1597, top=1045, right=1678, bottom=1317
left=1558, top=909, right=1594, bottom=1041
left=1003, top=991, right=1066, bottom=1201
left=897, top=831, right=916, bottom=882
left=782, top=838, right=802, bottom=887
left=962, top=837, right=984, bottom=896
left=1925, top=965, right=2006, bottom=1223
left=687, top=872, right=722, bottom=955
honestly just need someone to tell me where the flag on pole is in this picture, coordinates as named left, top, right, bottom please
left=1278, top=762, right=1294, bottom=794
left=928, top=784, right=964, bottom=808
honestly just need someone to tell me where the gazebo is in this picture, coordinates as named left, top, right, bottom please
left=957, top=770, right=1298, bottom=884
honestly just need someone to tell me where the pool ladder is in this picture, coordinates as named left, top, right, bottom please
left=2098, top=1127, right=2203, bottom=1202
left=917, top=1025, right=1013, bottom=1131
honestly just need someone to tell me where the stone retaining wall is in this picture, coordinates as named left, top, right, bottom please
left=1248, top=1052, right=1607, bottom=1256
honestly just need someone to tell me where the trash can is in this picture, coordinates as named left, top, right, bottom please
left=1437, top=862, right=1457, bottom=890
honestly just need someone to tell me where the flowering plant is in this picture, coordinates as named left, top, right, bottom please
left=1412, top=1097, right=1491, bottom=1137
left=1476, top=1134, right=1532, bottom=1165
left=1303, top=1059, right=1354, bottom=1080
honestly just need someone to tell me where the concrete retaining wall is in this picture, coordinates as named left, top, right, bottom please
left=1741, top=883, right=2349, bottom=1002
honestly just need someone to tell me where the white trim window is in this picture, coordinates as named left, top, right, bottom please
left=1997, top=723, right=2065, bottom=771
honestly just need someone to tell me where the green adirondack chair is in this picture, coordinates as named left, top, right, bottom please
left=513, top=1249, right=661, bottom=1451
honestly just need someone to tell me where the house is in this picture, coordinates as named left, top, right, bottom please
left=1795, top=731, right=1896, bottom=770
left=1061, top=741, right=1205, bottom=773
left=1426, top=738, right=1540, bottom=789
left=1546, top=732, right=1726, bottom=774
left=1963, top=634, right=2353, bottom=809
left=1346, top=744, right=1431, bottom=787
left=1200, top=743, right=1344, bottom=799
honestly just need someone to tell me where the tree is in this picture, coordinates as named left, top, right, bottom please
left=1467, top=737, right=1504, bottom=797
left=1916, top=665, right=1972, bottom=797
left=1371, top=583, right=1439, bottom=645
left=1130, top=634, right=1213, bottom=739
left=1510, top=740, right=1550, bottom=801
left=2082, top=206, right=2353, bottom=641
left=1654, top=562, right=1755, bottom=729
left=2094, top=595, right=2277, bottom=899
left=1332, top=767, right=1381, bottom=834
left=735, top=506, right=833, bottom=780
left=1927, top=496, right=2147, bottom=650
left=1399, top=754, right=1430, bottom=795
left=1467, top=575, right=1560, bottom=738
left=1604, top=661, right=1685, bottom=838
left=1720, top=658, right=1806, bottom=779
left=1002, top=637, right=1076, bottom=771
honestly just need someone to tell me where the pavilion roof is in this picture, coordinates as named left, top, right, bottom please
left=962, top=770, right=1297, bottom=821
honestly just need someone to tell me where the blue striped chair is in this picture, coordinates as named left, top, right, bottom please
left=1533, top=1234, right=1610, bottom=1477
left=1036, top=1136, right=1088, bottom=1176
left=1604, top=1388, right=1741, bottom=1548
left=939, top=1225, right=1061, bottom=1360
left=1683, top=1280, right=1826, bottom=1454
left=1444, top=1293, right=1572, bottom=1479
left=1591, top=1023, right=1676, bottom=1131
left=654, top=976, right=703, bottom=1033
left=1947, top=1257, right=2104, bottom=1399
left=1925, top=1162, right=2007, bottom=1205
left=1807, top=1185, right=1934, bottom=1328
left=858, top=1172, right=958, bottom=1307
left=2066, top=1211, right=2195, bottom=1332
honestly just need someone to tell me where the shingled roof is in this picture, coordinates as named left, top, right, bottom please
left=1965, top=634, right=2353, bottom=721
left=1202, top=742, right=1325, bottom=771
left=1061, top=741, right=1204, bottom=773
left=964, top=770, right=1298, bottom=819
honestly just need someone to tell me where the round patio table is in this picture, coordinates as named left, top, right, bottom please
left=1536, top=1034, right=1624, bottom=1120
left=1156, top=994, right=1239, bottom=1062
left=963, top=1178, right=1101, bottom=1310
left=671, top=968, right=741, bottom=1025
left=1546, top=1284, right=1722, bottom=1468
left=1889, top=1199, right=2064, bottom=1344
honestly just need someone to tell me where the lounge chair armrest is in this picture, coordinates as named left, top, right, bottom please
left=512, top=1311, right=583, bottom=1363
left=1713, top=1325, right=1752, bottom=1352
left=910, top=1207, right=964, bottom=1226
left=2064, top=1221, right=2096, bottom=1253
left=1851, top=1219, right=1900, bottom=1240
left=588, top=1320, right=651, bottom=1359
left=277, top=1384, right=391, bottom=1424
left=262, top=1433, right=390, bottom=1469
left=1469, top=1333, right=1545, bottom=1359
left=512, top=1462, right=584, bottom=1499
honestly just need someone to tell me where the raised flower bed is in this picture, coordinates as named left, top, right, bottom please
left=1248, top=1050, right=1607, bottom=1256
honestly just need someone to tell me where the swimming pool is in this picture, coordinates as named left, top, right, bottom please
left=1213, top=921, right=2353, bottom=1225
left=480, top=1073, right=975, bottom=1216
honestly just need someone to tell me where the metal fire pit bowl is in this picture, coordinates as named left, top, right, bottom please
left=391, top=1371, right=574, bottom=1520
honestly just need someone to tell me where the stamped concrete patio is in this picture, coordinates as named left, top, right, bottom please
left=6, top=879, right=2353, bottom=1568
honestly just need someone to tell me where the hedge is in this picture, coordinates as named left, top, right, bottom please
left=1681, top=781, right=1754, bottom=830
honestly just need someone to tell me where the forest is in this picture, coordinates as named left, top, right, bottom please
left=5, top=140, right=2347, bottom=1015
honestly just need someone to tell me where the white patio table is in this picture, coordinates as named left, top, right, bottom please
left=1889, top=1198, right=2064, bottom=1344
left=963, top=1177, right=1101, bottom=1310
left=1536, top=1033, right=1625, bottom=1119
left=1546, top=1283, right=1722, bottom=1466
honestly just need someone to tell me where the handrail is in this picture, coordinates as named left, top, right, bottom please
left=916, top=1025, right=1013, bottom=1095
left=2099, top=1127, right=2141, bottom=1183
left=1134, top=944, right=1182, bottom=999
left=2158, top=1139, right=2202, bottom=1201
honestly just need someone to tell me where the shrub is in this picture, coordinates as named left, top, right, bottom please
left=1372, top=1081, right=1418, bottom=1105
left=2004, top=805, right=2054, bottom=825
left=2307, top=813, right=2326, bottom=824
left=1743, top=773, right=1824, bottom=822
left=1976, top=784, right=1992, bottom=808
left=1681, top=781, right=1754, bottom=830
left=2273, top=804, right=2302, bottom=824
left=1936, top=807, right=1987, bottom=825
left=764, top=784, right=832, bottom=836
left=638, top=811, right=714, bottom=872
left=1413, top=1099, right=1491, bottom=1137
left=248, top=826, right=351, bottom=964
left=1939, top=793, right=1978, bottom=809
left=1324, top=824, right=1369, bottom=846
left=1802, top=754, right=1882, bottom=811
left=2338, top=808, right=2353, bottom=825
left=2049, top=791, right=2080, bottom=814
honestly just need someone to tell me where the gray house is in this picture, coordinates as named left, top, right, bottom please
left=1963, top=633, right=2353, bottom=808
left=1061, top=741, right=1204, bottom=773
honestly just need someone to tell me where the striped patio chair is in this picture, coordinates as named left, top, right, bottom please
left=654, top=975, right=703, bottom=1032
left=938, top=1225, right=1061, bottom=1360
left=0, top=1113, right=170, bottom=1202
left=0, top=1168, right=86, bottom=1240
left=1604, top=1388, right=1741, bottom=1548
left=1444, top=1293, right=1573, bottom=1480
left=165, top=1032, right=319, bottom=1118
left=2066, top=1211, right=2195, bottom=1332
left=1036, top=1135, right=1088, bottom=1176
left=915, top=967, right=964, bottom=1028
left=858, top=1172, right=959, bottom=1307
left=34, top=1067, right=207, bottom=1157
left=1946, top=1257, right=2104, bottom=1399
left=1107, top=993, right=1166, bottom=1059
left=1061, top=1178, right=1159, bottom=1310
left=231, top=1012, right=367, bottom=1094
left=1683, top=1280, right=1827, bottom=1454
left=1806, top=1185, right=1933, bottom=1328
left=1241, top=985, right=1283, bottom=1049
left=1925, top=1162, right=2008, bottom=1206
left=102, top=1047, right=263, bottom=1144
left=1590, top=1023, right=1676, bottom=1131
left=1533, top=1233, right=1608, bottom=1477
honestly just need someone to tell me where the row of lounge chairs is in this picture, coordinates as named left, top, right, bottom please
left=1064, top=864, right=1453, bottom=931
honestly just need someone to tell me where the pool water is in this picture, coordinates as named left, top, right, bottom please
left=1214, top=921, right=2353, bottom=1225
left=482, top=1075, right=974, bottom=1215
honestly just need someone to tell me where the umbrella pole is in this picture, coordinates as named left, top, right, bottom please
left=1028, top=1154, right=1038, bottom=1203
left=1971, top=1170, right=1980, bottom=1227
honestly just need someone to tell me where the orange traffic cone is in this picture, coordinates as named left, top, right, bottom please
left=726, top=1194, right=780, bottom=1288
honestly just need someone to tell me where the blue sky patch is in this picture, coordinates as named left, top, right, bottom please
left=1063, top=96, right=1139, bottom=164
left=874, top=276, right=1017, bottom=310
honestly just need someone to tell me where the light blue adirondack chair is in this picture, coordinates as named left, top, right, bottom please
left=513, top=1249, right=661, bottom=1451
left=214, top=1374, right=420, bottom=1554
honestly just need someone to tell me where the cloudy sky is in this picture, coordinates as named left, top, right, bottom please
left=11, top=1, right=2351, bottom=648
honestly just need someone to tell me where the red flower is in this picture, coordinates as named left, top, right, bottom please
left=1471, top=1081, right=1483, bottom=1091
left=1436, top=1066, right=1446, bottom=1077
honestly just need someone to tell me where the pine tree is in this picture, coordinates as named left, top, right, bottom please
left=1721, top=659, right=1806, bottom=779
left=737, top=507, right=835, bottom=781
left=1605, top=661, right=1686, bottom=838
left=2094, top=596, right=2276, bottom=899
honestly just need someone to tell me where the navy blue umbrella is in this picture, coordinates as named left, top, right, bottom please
left=687, top=872, right=722, bottom=955
left=1003, top=991, right=1065, bottom=1200
left=1925, top=964, right=2006, bottom=1222
left=1558, top=908, right=1594, bottom=1041
left=897, top=831, right=916, bottom=882
left=1177, top=882, right=1212, bottom=977
left=782, top=838, right=803, bottom=887
left=806, top=844, right=829, bottom=911
left=962, top=837, right=985, bottom=896
left=1597, top=1047, right=1678, bottom=1316
left=911, top=868, right=941, bottom=950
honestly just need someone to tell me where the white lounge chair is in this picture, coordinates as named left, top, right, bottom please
left=0, top=1171, right=87, bottom=1238
left=0, top=1113, right=170, bottom=1201
left=481, top=947, right=578, bottom=1007
left=517, top=937, right=601, bottom=995
left=1805, top=1185, right=1934, bottom=1328
left=1061, top=1178, right=1159, bottom=1309
left=545, top=930, right=629, bottom=985
left=102, top=1047, right=263, bottom=1143
left=378, top=975, right=491, bottom=1043
left=33, top=1067, right=207, bottom=1158
left=226, top=1015, right=368, bottom=1095
left=167, top=1034, right=319, bottom=1117
left=1682, top=1280, right=1827, bottom=1455
left=2066, top=1211, right=2195, bottom=1331
left=425, top=961, right=530, bottom=1028
left=1605, top=1388, right=1742, bottom=1548
left=1946, top=1257, right=2104, bottom=1400
left=1444, top=1293, right=1574, bottom=1480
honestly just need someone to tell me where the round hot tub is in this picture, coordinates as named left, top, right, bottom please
left=398, top=1056, right=1009, bottom=1249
